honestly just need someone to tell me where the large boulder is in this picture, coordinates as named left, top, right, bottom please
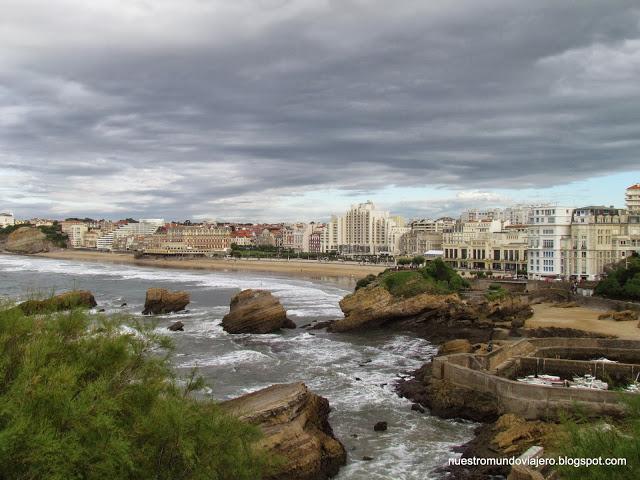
left=222, top=289, right=295, bottom=334
left=142, top=288, right=190, bottom=315
left=16, top=290, right=97, bottom=316
left=221, top=382, right=346, bottom=480
left=4, top=226, right=51, bottom=254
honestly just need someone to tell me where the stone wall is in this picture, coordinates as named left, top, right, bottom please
left=572, top=294, right=640, bottom=312
left=432, top=337, right=640, bottom=420
left=432, top=354, right=630, bottom=419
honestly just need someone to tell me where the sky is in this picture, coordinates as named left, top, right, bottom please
left=1, top=0, right=640, bottom=222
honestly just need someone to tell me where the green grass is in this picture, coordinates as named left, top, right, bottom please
left=553, top=395, right=640, bottom=479
left=372, top=258, right=469, bottom=298
left=0, top=302, right=270, bottom=480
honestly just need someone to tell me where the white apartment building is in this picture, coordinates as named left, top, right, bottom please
left=320, top=201, right=403, bottom=256
left=626, top=184, right=640, bottom=214
left=527, top=206, right=574, bottom=280
left=96, top=219, right=164, bottom=251
left=0, top=212, right=15, bottom=228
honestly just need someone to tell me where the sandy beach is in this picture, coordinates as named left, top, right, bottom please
left=35, top=250, right=386, bottom=280
left=527, top=303, right=640, bottom=339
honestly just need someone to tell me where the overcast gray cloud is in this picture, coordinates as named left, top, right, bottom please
left=1, top=0, right=640, bottom=220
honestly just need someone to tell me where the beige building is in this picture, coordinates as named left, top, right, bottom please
left=626, top=184, right=640, bottom=214
left=443, top=220, right=527, bottom=275
left=0, top=212, right=15, bottom=228
left=321, top=201, right=404, bottom=256
left=143, top=225, right=231, bottom=256
left=400, top=231, right=443, bottom=256
left=67, top=224, right=89, bottom=248
left=567, top=206, right=631, bottom=281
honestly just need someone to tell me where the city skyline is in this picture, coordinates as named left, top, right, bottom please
left=2, top=1, right=640, bottom=221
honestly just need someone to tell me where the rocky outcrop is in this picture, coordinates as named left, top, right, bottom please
left=4, top=226, right=51, bottom=254
left=221, top=382, right=346, bottom=480
left=222, top=289, right=295, bottom=334
left=330, top=285, right=467, bottom=332
left=438, top=339, right=473, bottom=356
left=329, top=285, right=532, bottom=343
left=142, top=288, right=190, bottom=315
left=15, top=290, right=97, bottom=316
left=599, top=310, right=639, bottom=322
left=396, top=362, right=499, bottom=423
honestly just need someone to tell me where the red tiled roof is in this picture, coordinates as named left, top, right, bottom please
left=627, top=184, right=640, bottom=190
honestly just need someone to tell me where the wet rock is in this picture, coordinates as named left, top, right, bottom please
left=142, top=288, right=190, bottom=315
left=15, top=290, right=97, bottom=316
left=373, top=421, right=388, bottom=432
left=222, top=289, right=295, bottom=334
left=362, top=456, right=374, bottom=461
left=355, top=377, right=362, bottom=381
left=97, top=308, right=105, bottom=312
left=4, top=226, right=52, bottom=254
left=168, top=321, right=184, bottom=331
left=411, top=403, right=425, bottom=414
left=120, top=302, right=127, bottom=307
left=222, top=382, right=346, bottom=480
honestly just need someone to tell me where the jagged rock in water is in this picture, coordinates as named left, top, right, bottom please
left=167, top=321, right=184, bottom=331
left=16, top=290, right=97, bottom=316
left=4, top=226, right=51, bottom=254
left=373, top=421, right=388, bottom=432
left=221, top=382, right=346, bottom=480
left=222, top=289, right=295, bottom=334
left=142, top=288, right=190, bottom=315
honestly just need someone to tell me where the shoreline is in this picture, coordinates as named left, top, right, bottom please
left=28, top=250, right=386, bottom=280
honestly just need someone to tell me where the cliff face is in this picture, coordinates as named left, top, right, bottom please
left=222, top=289, right=296, bottom=334
left=332, top=285, right=470, bottom=332
left=329, top=284, right=532, bottom=343
left=222, top=382, right=346, bottom=480
left=4, top=227, right=51, bottom=254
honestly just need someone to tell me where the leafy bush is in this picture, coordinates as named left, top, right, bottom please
left=379, top=259, right=469, bottom=297
left=485, top=284, right=509, bottom=301
left=411, top=255, right=425, bottom=266
left=0, top=305, right=269, bottom=480
left=355, top=274, right=377, bottom=290
left=595, top=254, right=640, bottom=301
left=555, top=395, right=640, bottom=479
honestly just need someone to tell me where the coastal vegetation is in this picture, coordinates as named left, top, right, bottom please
left=555, top=395, right=640, bottom=479
left=0, top=302, right=269, bottom=479
left=0, top=222, right=68, bottom=248
left=594, top=253, right=640, bottom=301
left=485, top=284, right=510, bottom=302
left=373, top=259, right=469, bottom=298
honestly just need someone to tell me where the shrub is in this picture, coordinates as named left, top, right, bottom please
left=355, top=274, right=377, bottom=291
left=0, top=305, right=269, bottom=480
left=378, top=259, right=468, bottom=297
left=485, top=284, right=509, bottom=301
left=555, top=395, right=640, bottom=479
left=595, top=255, right=640, bottom=301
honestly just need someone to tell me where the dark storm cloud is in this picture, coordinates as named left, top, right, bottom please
left=1, top=0, right=640, bottom=219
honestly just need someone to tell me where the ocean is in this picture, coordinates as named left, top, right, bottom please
left=0, top=254, right=475, bottom=479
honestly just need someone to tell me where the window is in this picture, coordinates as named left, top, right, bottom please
left=543, top=240, right=554, bottom=248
